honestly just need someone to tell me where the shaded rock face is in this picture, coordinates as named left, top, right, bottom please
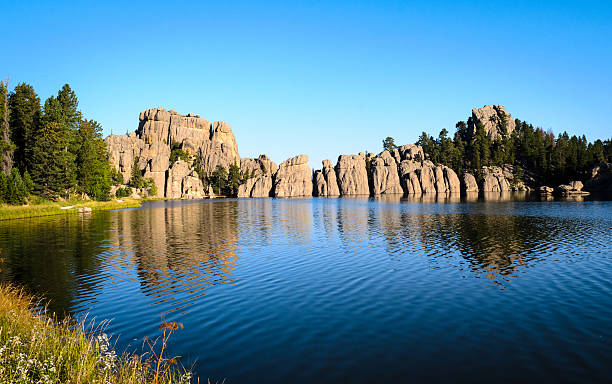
left=335, top=153, right=369, bottom=195
left=371, top=151, right=403, bottom=195
left=273, top=155, right=312, bottom=197
left=238, top=174, right=273, bottom=198
left=584, top=162, right=612, bottom=192
left=106, top=107, right=240, bottom=199
left=462, top=173, right=479, bottom=193
left=470, top=105, right=515, bottom=140
left=314, top=160, right=341, bottom=197
left=239, top=154, right=277, bottom=197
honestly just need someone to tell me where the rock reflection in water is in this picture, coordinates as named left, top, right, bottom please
left=109, top=201, right=240, bottom=312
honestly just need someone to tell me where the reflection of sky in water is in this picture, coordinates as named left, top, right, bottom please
left=0, top=198, right=611, bottom=383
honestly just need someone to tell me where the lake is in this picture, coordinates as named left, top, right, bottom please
left=1, top=195, right=611, bottom=383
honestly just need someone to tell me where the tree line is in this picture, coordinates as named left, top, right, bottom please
left=384, top=115, right=611, bottom=185
left=0, top=80, right=112, bottom=204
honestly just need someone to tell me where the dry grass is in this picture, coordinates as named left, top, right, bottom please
left=0, top=285, right=193, bottom=383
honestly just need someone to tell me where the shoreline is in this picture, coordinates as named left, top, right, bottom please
left=0, top=198, right=144, bottom=221
left=0, top=284, right=193, bottom=383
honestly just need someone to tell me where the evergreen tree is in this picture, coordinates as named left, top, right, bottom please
left=29, top=97, right=77, bottom=198
left=129, top=157, right=143, bottom=188
left=382, top=137, right=397, bottom=152
left=227, top=163, right=241, bottom=196
left=0, top=80, right=13, bottom=174
left=8, top=83, right=41, bottom=172
left=0, top=171, right=7, bottom=203
left=76, top=119, right=112, bottom=200
left=7, top=168, right=27, bottom=205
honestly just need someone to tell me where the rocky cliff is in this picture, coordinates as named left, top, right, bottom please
left=469, top=105, right=515, bottom=140
left=106, top=105, right=534, bottom=200
left=106, top=107, right=240, bottom=198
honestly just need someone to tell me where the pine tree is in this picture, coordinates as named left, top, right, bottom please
left=76, top=119, right=112, bottom=200
left=0, top=80, right=13, bottom=174
left=29, top=97, right=77, bottom=198
left=8, top=83, right=41, bottom=172
left=7, top=168, right=27, bottom=205
left=129, top=157, right=143, bottom=188
left=382, top=137, right=397, bottom=152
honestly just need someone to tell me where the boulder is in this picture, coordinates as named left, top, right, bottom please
left=417, top=161, right=437, bottom=193
left=273, top=155, right=312, bottom=197
left=434, top=166, right=447, bottom=193
left=462, top=173, right=479, bottom=193
left=371, top=151, right=403, bottom=195
left=443, top=167, right=460, bottom=193
left=556, top=181, right=589, bottom=196
left=335, top=153, right=370, bottom=195
left=539, top=186, right=554, bottom=194
left=481, top=166, right=511, bottom=192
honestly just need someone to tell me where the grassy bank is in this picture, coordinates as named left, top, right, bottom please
left=0, top=198, right=142, bottom=221
left=0, top=285, right=192, bottom=384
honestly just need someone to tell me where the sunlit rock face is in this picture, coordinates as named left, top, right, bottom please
left=106, top=107, right=240, bottom=199
left=273, top=155, right=313, bottom=198
left=469, top=105, right=515, bottom=140
left=370, top=151, right=403, bottom=195
left=335, top=153, right=370, bottom=196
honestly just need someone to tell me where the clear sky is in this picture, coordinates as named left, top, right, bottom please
left=1, top=0, right=611, bottom=168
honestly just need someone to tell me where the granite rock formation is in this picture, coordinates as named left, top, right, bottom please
left=335, top=154, right=370, bottom=195
left=106, top=107, right=240, bottom=198
left=371, top=151, right=403, bottom=195
left=470, top=105, right=515, bottom=140
left=273, top=155, right=312, bottom=197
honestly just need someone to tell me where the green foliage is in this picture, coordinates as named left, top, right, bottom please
left=0, top=80, right=14, bottom=174
left=416, top=115, right=611, bottom=186
left=169, top=147, right=190, bottom=164
left=114, top=186, right=133, bottom=198
left=77, top=119, right=112, bottom=200
left=8, top=83, right=40, bottom=172
left=111, top=167, right=124, bottom=185
left=210, top=165, right=228, bottom=195
left=129, top=157, right=144, bottom=188
left=144, top=177, right=158, bottom=196
left=227, top=163, right=241, bottom=196
left=382, top=137, right=397, bottom=152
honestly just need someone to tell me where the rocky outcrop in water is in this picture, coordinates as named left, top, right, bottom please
left=470, top=105, right=515, bottom=140
left=273, top=155, right=312, bottom=197
left=371, top=151, right=403, bottom=195
left=335, top=154, right=370, bottom=195
left=480, top=166, right=511, bottom=192
left=462, top=173, right=479, bottom=193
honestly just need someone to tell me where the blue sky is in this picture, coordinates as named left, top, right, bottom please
left=1, top=0, right=611, bottom=168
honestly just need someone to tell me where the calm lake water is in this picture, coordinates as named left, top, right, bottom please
left=1, top=195, right=611, bottom=383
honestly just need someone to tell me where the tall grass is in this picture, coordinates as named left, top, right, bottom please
left=0, top=198, right=142, bottom=221
left=0, top=285, right=193, bottom=383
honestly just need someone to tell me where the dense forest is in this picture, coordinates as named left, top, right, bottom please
left=398, top=116, right=611, bottom=186
left=0, top=81, right=112, bottom=204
